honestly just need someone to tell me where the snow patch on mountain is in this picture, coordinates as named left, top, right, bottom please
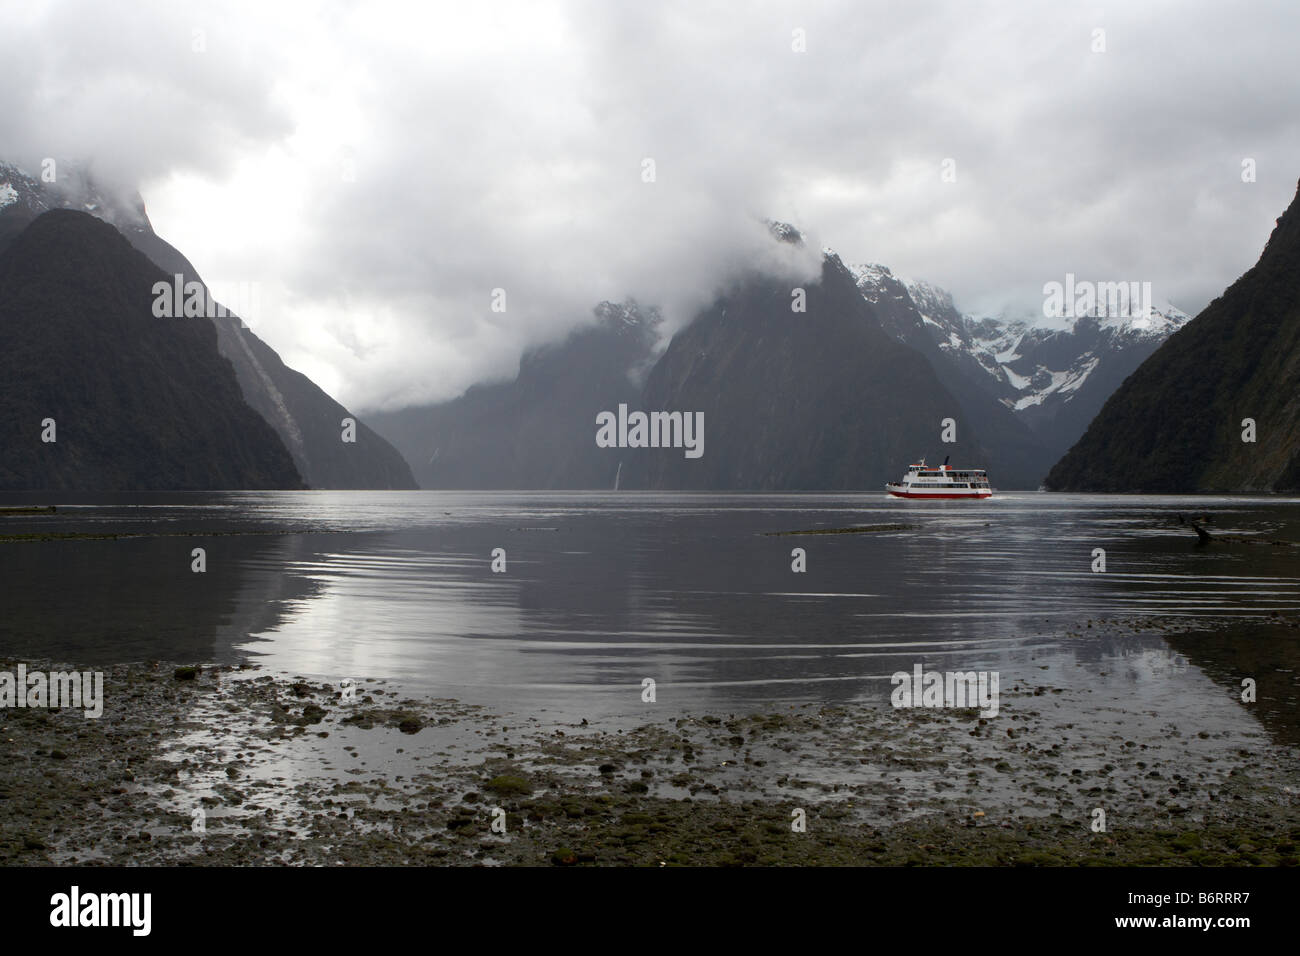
left=0, top=160, right=149, bottom=233
left=1003, top=366, right=1031, bottom=391
left=834, top=252, right=1192, bottom=424
left=1011, top=357, right=1099, bottom=410
left=899, top=276, right=1190, bottom=414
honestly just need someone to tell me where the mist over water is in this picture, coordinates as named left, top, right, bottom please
left=3, top=491, right=1298, bottom=730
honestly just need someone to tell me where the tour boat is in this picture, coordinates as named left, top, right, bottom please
left=885, top=457, right=992, bottom=499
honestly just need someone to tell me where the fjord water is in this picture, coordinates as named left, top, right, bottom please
left=2, top=492, right=1298, bottom=730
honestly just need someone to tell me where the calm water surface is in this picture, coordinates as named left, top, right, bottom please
left=3, top=491, right=1299, bottom=727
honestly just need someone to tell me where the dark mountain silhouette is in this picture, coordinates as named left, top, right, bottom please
left=0, top=210, right=303, bottom=490
left=1046, top=180, right=1300, bottom=492
left=622, top=249, right=992, bottom=490
left=0, top=161, right=416, bottom=489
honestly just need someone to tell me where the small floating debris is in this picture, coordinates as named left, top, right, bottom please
left=0, top=505, right=57, bottom=515
left=763, top=523, right=915, bottom=536
left=1174, top=523, right=1300, bottom=548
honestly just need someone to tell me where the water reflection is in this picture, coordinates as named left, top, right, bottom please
left=1, top=492, right=1298, bottom=722
left=0, top=531, right=322, bottom=664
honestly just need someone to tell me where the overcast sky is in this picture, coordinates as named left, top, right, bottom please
left=4, top=0, right=1299, bottom=411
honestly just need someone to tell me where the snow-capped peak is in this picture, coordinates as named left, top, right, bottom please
left=845, top=261, right=913, bottom=305
left=898, top=276, right=1194, bottom=416
left=0, top=159, right=150, bottom=233
left=839, top=263, right=1194, bottom=423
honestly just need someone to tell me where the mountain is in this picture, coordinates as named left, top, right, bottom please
left=362, top=217, right=1191, bottom=492
left=850, top=263, right=1192, bottom=479
left=367, top=301, right=661, bottom=489
left=1, top=162, right=151, bottom=253
left=367, top=229, right=1015, bottom=492
left=622, top=231, right=994, bottom=491
left=846, top=264, right=1050, bottom=488
left=0, top=161, right=417, bottom=490
left=0, top=210, right=304, bottom=490
left=953, top=302, right=1189, bottom=466
left=1045, top=179, right=1300, bottom=492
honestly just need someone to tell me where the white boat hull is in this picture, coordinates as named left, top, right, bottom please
left=886, top=483, right=991, bottom=499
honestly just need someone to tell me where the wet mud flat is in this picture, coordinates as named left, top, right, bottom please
left=2, top=654, right=1298, bottom=867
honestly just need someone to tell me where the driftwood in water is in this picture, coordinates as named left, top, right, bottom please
left=764, top=523, right=915, bottom=536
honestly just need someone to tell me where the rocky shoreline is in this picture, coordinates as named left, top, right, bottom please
left=3, top=652, right=1299, bottom=867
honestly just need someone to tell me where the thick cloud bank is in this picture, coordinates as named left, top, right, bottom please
left=4, top=0, right=1298, bottom=410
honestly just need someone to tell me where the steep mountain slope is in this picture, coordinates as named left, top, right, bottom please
left=624, top=246, right=993, bottom=491
left=0, top=161, right=416, bottom=489
left=367, top=301, right=660, bottom=489
left=1045, top=180, right=1300, bottom=492
left=0, top=210, right=304, bottom=491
